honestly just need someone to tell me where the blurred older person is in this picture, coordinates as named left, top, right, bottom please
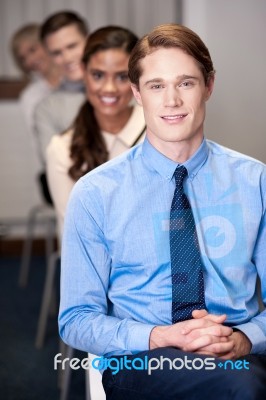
left=11, top=23, right=61, bottom=203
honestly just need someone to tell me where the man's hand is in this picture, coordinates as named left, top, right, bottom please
left=182, top=310, right=251, bottom=359
left=192, top=330, right=252, bottom=359
left=149, top=310, right=233, bottom=355
left=229, top=330, right=252, bottom=358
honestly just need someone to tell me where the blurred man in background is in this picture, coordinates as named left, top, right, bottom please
left=34, top=11, right=89, bottom=171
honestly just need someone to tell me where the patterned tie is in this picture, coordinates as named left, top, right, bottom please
left=170, top=165, right=205, bottom=323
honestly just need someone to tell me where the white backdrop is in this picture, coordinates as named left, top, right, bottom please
left=183, top=0, right=266, bottom=163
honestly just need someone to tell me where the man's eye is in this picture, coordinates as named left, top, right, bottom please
left=67, top=43, right=78, bottom=50
left=51, top=50, right=62, bottom=57
left=151, top=84, right=162, bottom=89
left=180, top=81, right=193, bottom=88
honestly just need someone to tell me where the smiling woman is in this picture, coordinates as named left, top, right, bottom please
left=84, top=48, right=134, bottom=130
left=46, top=26, right=146, bottom=236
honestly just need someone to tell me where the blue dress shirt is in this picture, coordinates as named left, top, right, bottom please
left=59, top=137, right=266, bottom=356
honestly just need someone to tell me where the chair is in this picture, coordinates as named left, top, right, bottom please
left=35, top=249, right=60, bottom=348
left=86, top=354, right=106, bottom=400
left=59, top=344, right=75, bottom=400
left=59, top=349, right=106, bottom=400
left=18, top=204, right=56, bottom=287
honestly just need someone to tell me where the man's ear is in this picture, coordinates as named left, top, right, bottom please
left=131, top=84, right=143, bottom=106
left=205, top=74, right=215, bottom=101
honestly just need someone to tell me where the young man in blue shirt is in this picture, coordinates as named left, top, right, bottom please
left=59, top=24, right=266, bottom=399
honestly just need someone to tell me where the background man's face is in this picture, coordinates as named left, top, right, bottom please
left=131, top=47, right=213, bottom=158
left=45, top=24, right=86, bottom=81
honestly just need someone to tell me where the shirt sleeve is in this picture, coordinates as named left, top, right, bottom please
left=233, top=173, right=266, bottom=354
left=58, top=179, right=154, bottom=356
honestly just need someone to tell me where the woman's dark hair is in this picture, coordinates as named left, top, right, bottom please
left=68, top=26, right=138, bottom=181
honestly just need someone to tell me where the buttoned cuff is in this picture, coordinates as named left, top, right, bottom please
left=128, top=323, right=156, bottom=353
left=233, top=322, right=266, bottom=354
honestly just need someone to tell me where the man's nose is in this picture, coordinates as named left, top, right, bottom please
left=62, top=50, right=73, bottom=64
left=25, top=54, right=37, bottom=71
left=164, top=87, right=182, bottom=107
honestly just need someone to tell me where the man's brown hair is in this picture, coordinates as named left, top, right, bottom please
left=40, top=11, right=89, bottom=43
left=128, top=23, right=215, bottom=88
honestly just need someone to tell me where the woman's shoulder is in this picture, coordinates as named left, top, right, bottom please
left=50, top=128, right=73, bottom=146
left=47, top=129, right=74, bottom=162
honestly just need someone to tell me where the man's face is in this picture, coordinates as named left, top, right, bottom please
left=45, top=24, right=86, bottom=81
left=131, top=47, right=214, bottom=159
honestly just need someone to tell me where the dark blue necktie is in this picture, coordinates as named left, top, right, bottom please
left=170, top=165, right=205, bottom=323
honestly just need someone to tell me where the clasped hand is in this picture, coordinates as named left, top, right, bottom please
left=150, top=310, right=251, bottom=359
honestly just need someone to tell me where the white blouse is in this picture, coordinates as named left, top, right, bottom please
left=46, top=104, right=145, bottom=238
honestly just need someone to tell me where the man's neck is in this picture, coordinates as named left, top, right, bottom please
left=146, top=132, right=204, bottom=164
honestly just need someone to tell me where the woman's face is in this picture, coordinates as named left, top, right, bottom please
left=17, top=38, right=50, bottom=75
left=84, top=49, right=133, bottom=119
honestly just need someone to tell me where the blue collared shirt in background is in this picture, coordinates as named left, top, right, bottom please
left=59, top=137, right=266, bottom=356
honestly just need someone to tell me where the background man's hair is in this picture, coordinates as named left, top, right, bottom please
left=40, top=11, right=89, bottom=43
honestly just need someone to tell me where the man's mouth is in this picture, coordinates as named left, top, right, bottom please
left=65, top=62, right=81, bottom=72
left=161, top=114, right=187, bottom=120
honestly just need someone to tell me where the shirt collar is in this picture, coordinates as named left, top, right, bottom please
left=142, top=137, right=209, bottom=181
left=59, top=79, right=85, bottom=93
left=102, top=104, right=146, bottom=149
left=183, top=139, right=209, bottom=180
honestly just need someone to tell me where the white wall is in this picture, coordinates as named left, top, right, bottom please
left=183, top=0, right=266, bottom=163
left=0, top=100, right=43, bottom=236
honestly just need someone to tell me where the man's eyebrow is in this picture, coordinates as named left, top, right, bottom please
left=178, top=74, right=199, bottom=80
left=144, top=78, right=163, bottom=86
left=144, top=74, right=199, bottom=86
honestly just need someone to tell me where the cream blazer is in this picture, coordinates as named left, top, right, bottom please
left=46, top=104, right=145, bottom=238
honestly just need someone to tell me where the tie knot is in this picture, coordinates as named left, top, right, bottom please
left=173, top=166, right=187, bottom=188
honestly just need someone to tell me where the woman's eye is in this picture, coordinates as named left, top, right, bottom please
left=117, top=73, right=129, bottom=82
left=92, top=72, right=103, bottom=80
